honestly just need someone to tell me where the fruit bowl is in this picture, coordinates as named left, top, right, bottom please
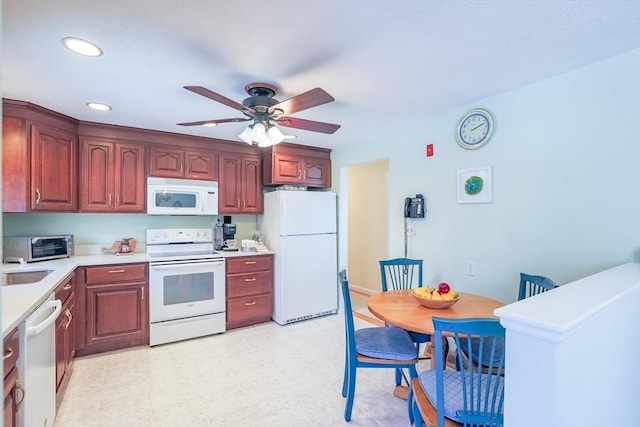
left=412, top=289, right=461, bottom=309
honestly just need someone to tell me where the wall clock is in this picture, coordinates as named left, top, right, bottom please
left=455, top=108, right=495, bottom=150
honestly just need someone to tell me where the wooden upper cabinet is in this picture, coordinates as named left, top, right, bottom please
left=219, top=153, right=263, bottom=214
left=80, top=137, right=146, bottom=212
left=2, top=108, right=79, bottom=212
left=150, top=146, right=218, bottom=181
left=262, top=142, right=331, bottom=188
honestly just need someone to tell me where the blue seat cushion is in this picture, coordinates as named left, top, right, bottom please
left=355, top=326, right=418, bottom=360
left=458, top=337, right=505, bottom=367
left=419, top=370, right=504, bottom=423
left=408, top=331, right=431, bottom=344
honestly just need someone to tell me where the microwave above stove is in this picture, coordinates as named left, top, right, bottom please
left=3, top=234, right=74, bottom=263
left=147, top=177, right=218, bottom=216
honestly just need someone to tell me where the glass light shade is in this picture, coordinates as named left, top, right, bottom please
left=267, top=126, right=286, bottom=145
left=238, top=122, right=287, bottom=147
left=238, top=126, right=254, bottom=145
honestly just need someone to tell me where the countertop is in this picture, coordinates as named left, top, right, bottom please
left=1, top=250, right=272, bottom=338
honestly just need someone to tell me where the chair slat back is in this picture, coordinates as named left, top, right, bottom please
left=379, top=258, right=423, bottom=291
left=433, top=317, right=506, bottom=427
left=339, top=270, right=357, bottom=359
left=518, top=273, right=558, bottom=300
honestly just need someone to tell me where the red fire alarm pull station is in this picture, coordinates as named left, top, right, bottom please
left=426, top=144, right=434, bottom=157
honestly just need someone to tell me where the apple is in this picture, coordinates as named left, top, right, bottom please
left=438, top=282, right=450, bottom=294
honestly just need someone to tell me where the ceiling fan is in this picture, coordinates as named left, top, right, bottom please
left=178, top=83, right=340, bottom=146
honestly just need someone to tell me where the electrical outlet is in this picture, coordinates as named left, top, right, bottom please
left=466, top=261, right=476, bottom=276
left=406, top=223, right=415, bottom=237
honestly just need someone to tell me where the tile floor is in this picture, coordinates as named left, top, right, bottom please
left=54, top=293, right=430, bottom=427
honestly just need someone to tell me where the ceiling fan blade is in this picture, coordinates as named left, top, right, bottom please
left=269, top=88, right=335, bottom=116
left=184, top=86, right=254, bottom=113
left=177, top=118, right=251, bottom=126
left=276, top=117, right=340, bottom=134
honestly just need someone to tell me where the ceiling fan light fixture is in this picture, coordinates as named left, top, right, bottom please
left=62, top=37, right=103, bottom=57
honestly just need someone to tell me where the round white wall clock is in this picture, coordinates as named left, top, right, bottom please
left=455, top=108, right=495, bottom=150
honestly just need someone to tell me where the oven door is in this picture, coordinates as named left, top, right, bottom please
left=149, top=259, right=225, bottom=323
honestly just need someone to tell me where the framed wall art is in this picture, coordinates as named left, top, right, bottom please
left=457, top=166, right=493, bottom=204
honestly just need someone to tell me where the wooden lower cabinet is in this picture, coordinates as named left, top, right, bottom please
left=55, top=274, right=75, bottom=406
left=3, top=328, right=22, bottom=427
left=226, top=255, right=273, bottom=329
left=76, top=263, right=149, bottom=356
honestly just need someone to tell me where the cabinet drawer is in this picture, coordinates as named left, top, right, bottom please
left=85, top=263, right=147, bottom=285
left=55, top=275, right=75, bottom=303
left=226, top=255, right=272, bottom=274
left=3, top=328, right=19, bottom=377
left=226, top=293, right=273, bottom=323
left=227, top=271, right=272, bottom=298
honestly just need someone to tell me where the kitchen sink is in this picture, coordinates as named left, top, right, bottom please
left=2, top=269, right=54, bottom=286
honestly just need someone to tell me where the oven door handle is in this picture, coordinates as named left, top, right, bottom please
left=150, top=260, right=224, bottom=268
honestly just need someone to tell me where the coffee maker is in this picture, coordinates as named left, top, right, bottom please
left=222, top=216, right=237, bottom=250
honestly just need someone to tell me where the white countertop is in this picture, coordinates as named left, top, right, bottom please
left=1, top=250, right=272, bottom=337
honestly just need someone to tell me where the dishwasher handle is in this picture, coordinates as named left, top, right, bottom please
left=26, top=299, right=62, bottom=337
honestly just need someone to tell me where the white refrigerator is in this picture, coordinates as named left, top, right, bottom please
left=259, top=190, right=338, bottom=325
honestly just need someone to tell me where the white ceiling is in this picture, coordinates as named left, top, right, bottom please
left=2, top=1, right=639, bottom=149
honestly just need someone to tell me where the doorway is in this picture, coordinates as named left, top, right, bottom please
left=339, top=159, right=389, bottom=314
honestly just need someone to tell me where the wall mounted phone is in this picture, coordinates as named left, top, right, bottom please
left=404, top=194, right=425, bottom=218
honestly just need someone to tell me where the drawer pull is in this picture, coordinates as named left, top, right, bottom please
left=35, top=188, right=41, bottom=204
left=3, top=348, right=13, bottom=360
left=244, top=261, right=257, bottom=265
left=15, top=380, right=25, bottom=411
left=108, top=269, right=126, bottom=274
left=244, top=278, right=257, bottom=282
left=244, top=301, right=257, bottom=306
left=62, top=284, right=73, bottom=290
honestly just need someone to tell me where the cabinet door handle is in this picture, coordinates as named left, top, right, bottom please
left=237, top=198, right=240, bottom=208
left=298, top=170, right=302, bottom=180
left=303, top=170, right=307, bottom=181
left=108, top=269, right=126, bottom=273
left=3, top=348, right=13, bottom=360
left=62, top=283, right=72, bottom=290
left=35, top=188, right=41, bottom=204
left=141, top=287, right=144, bottom=300
left=15, top=380, right=25, bottom=411
left=244, top=278, right=257, bottom=282
left=180, top=163, right=184, bottom=174
left=64, top=309, right=72, bottom=329
left=185, top=162, right=189, bottom=174
left=244, top=261, right=257, bottom=265
left=108, top=193, right=112, bottom=206
left=244, top=301, right=257, bottom=306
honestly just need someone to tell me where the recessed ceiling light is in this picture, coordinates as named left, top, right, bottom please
left=203, top=122, right=217, bottom=127
left=62, top=37, right=103, bottom=57
left=86, top=102, right=112, bottom=111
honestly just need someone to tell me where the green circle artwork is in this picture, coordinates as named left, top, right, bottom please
left=464, top=176, right=484, bottom=195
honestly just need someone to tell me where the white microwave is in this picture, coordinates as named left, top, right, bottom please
left=147, top=177, right=218, bottom=215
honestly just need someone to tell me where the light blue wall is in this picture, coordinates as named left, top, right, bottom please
left=2, top=213, right=260, bottom=246
left=332, top=49, right=640, bottom=303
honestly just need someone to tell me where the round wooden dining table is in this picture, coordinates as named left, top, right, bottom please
left=367, top=289, right=504, bottom=335
left=367, top=289, right=505, bottom=399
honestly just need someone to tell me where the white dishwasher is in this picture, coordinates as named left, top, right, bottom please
left=17, top=294, right=62, bottom=427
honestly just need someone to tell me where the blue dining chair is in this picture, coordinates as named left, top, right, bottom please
left=456, top=272, right=558, bottom=372
left=380, top=258, right=431, bottom=386
left=518, top=272, right=558, bottom=300
left=339, top=270, right=419, bottom=422
left=411, top=318, right=506, bottom=427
